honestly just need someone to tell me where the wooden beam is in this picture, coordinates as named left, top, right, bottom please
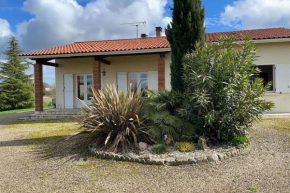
left=160, top=53, right=166, bottom=58
left=35, top=59, right=59, bottom=67
left=94, top=57, right=110, bottom=65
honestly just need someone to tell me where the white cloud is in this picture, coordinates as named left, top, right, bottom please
left=221, top=0, right=290, bottom=29
left=17, top=0, right=168, bottom=52
left=1, top=0, right=170, bottom=84
left=0, top=18, right=13, bottom=59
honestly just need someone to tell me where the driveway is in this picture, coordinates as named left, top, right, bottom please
left=0, top=114, right=289, bottom=193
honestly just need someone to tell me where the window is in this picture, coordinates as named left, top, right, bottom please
left=255, top=65, right=274, bottom=91
left=129, top=73, right=148, bottom=92
left=77, top=75, right=84, bottom=100
left=87, top=75, right=93, bottom=100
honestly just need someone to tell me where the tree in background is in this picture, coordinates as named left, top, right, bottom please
left=166, top=0, right=205, bottom=92
left=0, top=36, right=34, bottom=111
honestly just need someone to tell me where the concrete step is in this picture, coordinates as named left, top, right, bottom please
left=29, top=114, right=79, bottom=117
left=19, top=114, right=81, bottom=121
left=34, top=111, right=81, bottom=115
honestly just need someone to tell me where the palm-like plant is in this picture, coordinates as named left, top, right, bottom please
left=78, top=84, right=153, bottom=153
left=146, top=89, right=197, bottom=142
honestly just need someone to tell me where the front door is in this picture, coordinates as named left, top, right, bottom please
left=76, top=74, right=93, bottom=108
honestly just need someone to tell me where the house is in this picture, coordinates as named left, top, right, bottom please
left=22, top=27, right=290, bottom=113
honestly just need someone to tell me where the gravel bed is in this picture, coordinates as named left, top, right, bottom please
left=0, top=114, right=289, bottom=193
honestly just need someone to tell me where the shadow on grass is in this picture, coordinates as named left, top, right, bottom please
left=0, top=128, right=93, bottom=162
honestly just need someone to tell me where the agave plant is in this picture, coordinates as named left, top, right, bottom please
left=78, top=84, right=153, bottom=153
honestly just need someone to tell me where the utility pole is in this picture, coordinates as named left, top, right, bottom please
left=120, top=21, right=146, bottom=38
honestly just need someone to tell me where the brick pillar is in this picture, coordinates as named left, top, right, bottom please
left=34, top=63, right=43, bottom=112
left=93, top=60, right=101, bottom=90
left=158, top=53, right=165, bottom=90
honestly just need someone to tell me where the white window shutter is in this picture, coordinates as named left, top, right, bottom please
left=148, top=71, right=158, bottom=91
left=117, top=72, right=127, bottom=95
left=64, top=74, right=74, bottom=108
left=275, top=64, right=290, bottom=93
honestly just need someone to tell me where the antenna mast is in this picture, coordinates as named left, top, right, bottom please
left=120, top=21, right=146, bottom=38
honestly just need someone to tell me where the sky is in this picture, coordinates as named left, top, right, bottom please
left=1, top=0, right=290, bottom=84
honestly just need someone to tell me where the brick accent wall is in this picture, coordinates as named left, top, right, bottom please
left=34, top=63, right=43, bottom=112
left=158, top=54, right=165, bottom=90
left=93, top=60, right=102, bottom=90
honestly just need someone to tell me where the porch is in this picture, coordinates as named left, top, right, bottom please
left=33, top=52, right=170, bottom=112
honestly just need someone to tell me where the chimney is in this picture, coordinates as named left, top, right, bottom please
left=156, top=27, right=162, bottom=37
left=141, top=33, right=148, bottom=38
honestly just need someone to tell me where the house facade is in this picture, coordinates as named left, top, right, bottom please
left=22, top=27, right=290, bottom=113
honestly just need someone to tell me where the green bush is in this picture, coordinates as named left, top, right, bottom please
left=176, top=142, right=195, bottom=152
left=151, top=144, right=169, bottom=154
left=232, top=135, right=249, bottom=145
left=181, top=36, right=274, bottom=141
left=78, top=84, right=153, bottom=153
left=145, top=89, right=197, bottom=142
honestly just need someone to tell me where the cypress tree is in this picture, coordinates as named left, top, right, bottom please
left=0, top=36, right=34, bottom=111
left=166, top=0, right=205, bottom=92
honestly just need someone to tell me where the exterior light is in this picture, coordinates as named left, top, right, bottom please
left=102, top=69, right=106, bottom=76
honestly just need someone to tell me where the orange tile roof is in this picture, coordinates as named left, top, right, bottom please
left=207, top=27, right=290, bottom=42
left=22, top=27, right=290, bottom=57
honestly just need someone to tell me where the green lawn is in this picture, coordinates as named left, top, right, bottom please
left=0, top=96, right=54, bottom=115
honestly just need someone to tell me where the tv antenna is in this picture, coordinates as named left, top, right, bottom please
left=120, top=21, right=146, bottom=38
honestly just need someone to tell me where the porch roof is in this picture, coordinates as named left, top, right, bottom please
left=22, top=27, right=290, bottom=59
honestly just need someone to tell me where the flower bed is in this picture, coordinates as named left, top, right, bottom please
left=89, top=143, right=249, bottom=166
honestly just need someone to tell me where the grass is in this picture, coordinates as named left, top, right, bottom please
left=6, top=119, right=83, bottom=158
left=254, top=118, right=290, bottom=133
left=0, top=96, right=54, bottom=115
left=247, top=186, right=257, bottom=192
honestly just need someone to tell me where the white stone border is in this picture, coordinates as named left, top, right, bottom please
left=88, top=143, right=249, bottom=166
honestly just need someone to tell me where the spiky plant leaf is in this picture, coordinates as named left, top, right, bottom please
left=78, top=84, right=153, bottom=153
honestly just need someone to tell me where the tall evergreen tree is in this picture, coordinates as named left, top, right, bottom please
left=0, top=36, right=34, bottom=111
left=166, top=0, right=205, bottom=92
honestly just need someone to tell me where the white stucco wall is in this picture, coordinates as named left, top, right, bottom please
left=55, top=57, right=94, bottom=109
left=55, top=54, right=170, bottom=109
left=255, top=42, right=290, bottom=113
left=54, top=41, right=290, bottom=112
left=102, top=54, right=159, bottom=86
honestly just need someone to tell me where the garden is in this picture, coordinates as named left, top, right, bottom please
left=78, top=37, right=273, bottom=165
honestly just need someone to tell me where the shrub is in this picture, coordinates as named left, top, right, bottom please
left=145, top=89, right=197, bottom=142
left=181, top=36, right=274, bottom=141
left=176, top=142, right=195, bottom=152
left=78, top=84, right=153, bottom=153
left=151, top=144, right=169, bottom=154
left=232, top=135, right=249, bottom=145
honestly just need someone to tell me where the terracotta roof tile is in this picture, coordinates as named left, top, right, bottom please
left=22, top=27, right=290, bottom=57
left=207, top=27, right=290, bottom=42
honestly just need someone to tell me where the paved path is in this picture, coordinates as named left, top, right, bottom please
left=0, top=114, right=289, bottom=193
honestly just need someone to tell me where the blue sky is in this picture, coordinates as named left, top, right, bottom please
left=1, top=0, right=290, bottom=84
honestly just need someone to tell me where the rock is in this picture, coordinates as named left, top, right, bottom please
left=195, top=155, right=207, bottom=163
left=139, top=159, right=146, bottom=164
left=188, top=158, right=197, bottom=164
left=198, top=137, right=208, bottom=150
left=226, top=152, right=231, bottom=157
left=165, top=135, right=174, bottom=146
left=176, top=156, right=190, bottom=164
left=217, top=153, right=224, bottom=161
left=207, top=153, right=219, bottom=162
left=144, top=153, right=152, bottom=161
left=103, top=152, right=111, bottom=159
left=138, top=142, right=148, bottom=151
